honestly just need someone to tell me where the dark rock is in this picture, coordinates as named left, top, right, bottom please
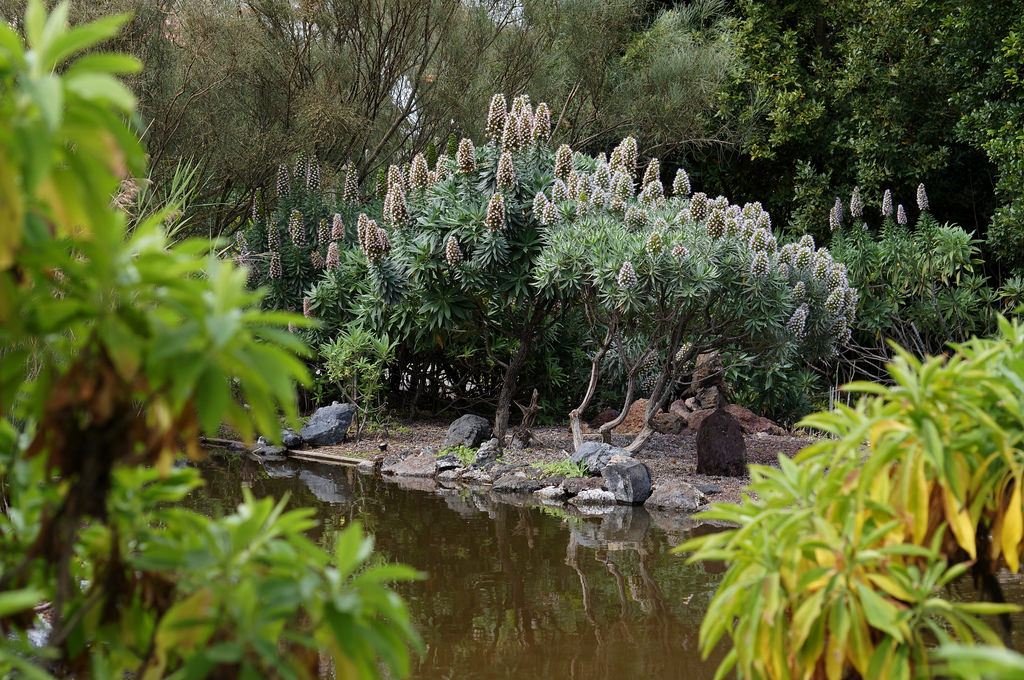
left=723, top=404, right=778, bottom=435
left=686, top=408, right=715, bottom=431
left=434, top=454, right=461, bottom=473
left=281, top=428, right=303, bottom=449
left=644, top=480, right=708, bottom=512
left=492, top=473, right=546, bottom=494
left=652, top=411, right=686, bottom=435
left=381, top=453, right=437, bottom=478
left=693, top=352, right=724, bottom=389
left=589, top=407, right=620, bottom=430
left=437, top=469, right=460, bottom=483
left=693, top=482, right=724, bottom=496
left=696, top=384, right=726, bottom=410
left=253, top=444, right=287, bottom=459
left=695, top=408, right=747, bottom=477
left=472, top=438, right=501, bottom=466
left=443, top=414, right=492, bottom=449
left=570, top=441, right=631, bottom=474
left=299, top=402, right=356, bottom=446
left=560, top=476, right=606, bottom=496
left=601, top=460, right=653, bottom=504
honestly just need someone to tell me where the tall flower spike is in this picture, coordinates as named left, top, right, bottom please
left=641, top=158, right=660, bottom=188
left=289, top=209, right=305, bottom=247
left=751, top=251, right=770, bottom=278
left=541, top=201, right=559, bottom=226
left=326, top=242, right=340, bottom=270
left=792, top=280, right=806, bottom=300
left=311, top=250, right=325, bottom=271
left=511, top=93, right=531, bottom=118
left=251, top=191, right=261, bottom=223
left=611, top=170, right=633, bottom=210
left=343, top=164, right=359, bottom=204
left=786, top=304, right=808, bottom=339
left=625, top=205, right=649, bottom=231
left=269, top=252, right=282, bottom=279
left=531, top=102, right=551, bottom=143
left=638, top=180, right=665, bottom=209
left=897, top=204, right=908, bottom=225
left=829, top=197, right=843, bottom=232
left=485, top=193, right=505, bottom=231
left=850, top=186, right=863, bottom=218
left=387, top=164, right=403, bottom=191
left=356, top=213, right=371, bottom=250
left=882, top=189, right=893, bottom=217
left=318, top=218, right=329, bottom=246
left=445, top=235, right=463, bottom=266
left=383, top=184, right=409, bottom=228
left=276, top=163, right=290, bottom=197
left=611, top=136, right=638, bottom=179
left=306, top=160, right=320, bottom=191
left=646, top=230, right=664, bottom=256
left=672, top=168, right=691, bottom=197
left=294, top=152, right=307, bottom=186
left=331, top=213, right=344, bottom=240
left=500, top=117, right=518, bottom=153
left=706, top=208, right=725, bottom=239
left=917, top=183, right=929, bottom=211
left=456, top=138, right=475, bottom=174
left=689, top=192, right=709, bottom=221
left=409, top=153, right=429, bottom=191
left=303, top=297, right=312, bottom=318
left=554, top=144, right=573, bottom=182
left=496, top=151, right=516, bottom=190
left=551, top=178, right=569, bottom=203
left=267, top=224, right=280, bottom=252
left=486, top=93, right=508, bottom=141
left=671, top=243, right=689, bottom=258
left=516, top=113, right=532, bottom=149
left=618, top=261, right=638, bottom=289
left=533, top=191, right=549, bottom=216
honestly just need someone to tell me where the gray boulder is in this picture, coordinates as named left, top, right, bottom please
left=299, top=402, right=356, bottom=446
left=442, top=414, right=493, bottom=449
left=535, top=485, right=570, bottom=501
left=644, top=480, right=708, bottom=512
left=560, top=476, right=605, bottom=496
left=601, top=459, right=653, bottom=504
left=381, top=453, right=437, bottom=478
left=459, top=468, right=494, bottom=485
left=434, top=454, right=461, bottom=473
left=492, top=473, right=546, bottom=494
left=570, top=488, right=618, bottom=507
left=281, top=428, right=304, bottom=449
left=472, top=438, right=502, bottom=467
left=570, top=441, right=631, bottom=474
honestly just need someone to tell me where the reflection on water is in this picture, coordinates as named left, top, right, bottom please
left=191, top=455, right=730, bottom=679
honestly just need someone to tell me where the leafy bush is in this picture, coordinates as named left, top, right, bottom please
left=0, top=3, right=418, bottom=676
left=321, top=326, right=397, bottom=439
left=683, top=315, right=1024, bottom=679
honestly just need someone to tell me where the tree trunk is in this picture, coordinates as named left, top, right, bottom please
left=494, top=305, right=549, bottom=440
left=569, top=328, right=614, bottom=450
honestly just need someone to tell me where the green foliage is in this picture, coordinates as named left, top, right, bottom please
left=0, top=3, right=419, bottom=676
left=438, top=445, right=477, bottom=466
left=682, top=315, right=1024, bottom=679
left=321, top=326, right=397, bottom=439
left=530, top=459, right=588, bottom=479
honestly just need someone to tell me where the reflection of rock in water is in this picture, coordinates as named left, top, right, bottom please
left=571, top=505, right=652, bottom=549
left=297, top=467, right=352, bottom=504
left=262, top=460, right=298, bottom=479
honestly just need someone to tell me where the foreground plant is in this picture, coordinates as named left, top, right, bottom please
left=682, top=316, right=1024, bottom=679
left=0, top=3, right=418, bottom=676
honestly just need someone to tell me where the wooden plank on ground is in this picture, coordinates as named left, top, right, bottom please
left=288, top=449, right=364, bottom=466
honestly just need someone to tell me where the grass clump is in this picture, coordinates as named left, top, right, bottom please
left=438, top=445, right=477, bottom=466
left=530, top=459, right=589, bottom=478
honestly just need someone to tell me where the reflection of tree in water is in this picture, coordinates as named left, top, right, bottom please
left=187, top=459, right=726, bottom=680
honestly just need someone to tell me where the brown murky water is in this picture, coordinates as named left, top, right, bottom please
left=191, top=455, right=730, bottom=679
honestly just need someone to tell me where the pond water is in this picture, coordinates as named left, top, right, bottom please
left=190, top=455, right=731, bottom=679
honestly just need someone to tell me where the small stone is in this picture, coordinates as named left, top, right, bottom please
left=570, top=441, right=631, bottom=475
left=693, top=482, right=723, bottom=496
left=436, top=469, right=460, bottom=482
left=434, top=454, right=461, bottom=473
left=652, top=411, right=686, bottom=434
left=472, top=438, right=502, bottom=467
left=281, top=428, right=303, bottom=449
left=535, top=485, right=569, bottom=501
left=492, top=473, right=546, bottom=494
left=570, top=488, right=618, bottom=506
left=644, top=480, right=708, bottom=512
left=459, top=468, right=494, bottom=485
left=669, top=399, right=691, bottom=416
left=722, top=404, right=778, bottom=435
left=686, top=408, right=715, bottom=431
left=561, top=477, right=606, bottom=496
left=382, top=453, right=437, bottom=478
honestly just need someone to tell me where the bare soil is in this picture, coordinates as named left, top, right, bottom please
left=310, top=420, right=819, bottom=505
